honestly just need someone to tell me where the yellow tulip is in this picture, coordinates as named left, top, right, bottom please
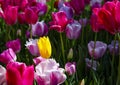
left=37, top=36, right=52, bottom=58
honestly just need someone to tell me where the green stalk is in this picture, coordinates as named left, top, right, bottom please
left=116, top=33, right=120, bottom=85
left=60, top=33, right=65, bottom=64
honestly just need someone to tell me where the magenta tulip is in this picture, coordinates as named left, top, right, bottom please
left=0, top=48, right=16, bottom=64
left=6, top=39, right=21, bottom=53
left=3, top=5, right=18, bottom=25
left=6, top=62, right=34, bottom=85
left=50, top=11, right=69, bottom=32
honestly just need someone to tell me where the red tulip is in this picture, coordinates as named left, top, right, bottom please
left=92, top=1, right=120, bottom=34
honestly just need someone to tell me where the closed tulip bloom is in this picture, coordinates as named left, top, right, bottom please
left=25, top=7, right=38, bottom=24
left=50, top=11, right=68, bottom=32
left=108, top=40, right=119, bottom=56
left=0, top=48, right=17, bottom=64
left=6, top=39, right=21, bottom=53
left=37, top=36, right=51, bottom=58
left=6, top=62, right=34, bottom=85
left=65, top=62, right=76, bottom=75
left=3, top=5, right=18, bottom=25
left=65, top=20, right=82, bottom=39
left=32, top=21, right=48, bottom=37
left=25, top=39, right=40, bottom=56
left=88, top=41, right=107, bottom=59
left=0, top=65, right=7, bottom=85
left=35, top=59, right=66, bottom=85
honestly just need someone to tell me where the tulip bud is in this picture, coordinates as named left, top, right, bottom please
left=67, top=48, right=73, bottom=60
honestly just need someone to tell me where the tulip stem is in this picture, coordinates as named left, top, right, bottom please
left=60, top=33, right=65, bottom=64
left=116, top=33, right=120, bottom=85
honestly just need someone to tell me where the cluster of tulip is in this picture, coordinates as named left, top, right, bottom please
left=0, top=0, right=120, bottom=85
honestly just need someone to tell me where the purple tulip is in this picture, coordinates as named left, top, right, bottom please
left=65, top=20, right=82, bottom=39
left=85, top=58, right=98, bottom=71
left=88, top=41, right=107, bottom=59
left=108, top=40, right=119, bottom=56
left=59, top=5, right=73, bottom=19
left=35, top=59, right=66, bottom=85
left=25, top=30, right=30, bottom=38
left=90, top=0, right=102, bottom=9
left=25, top=39, right=40, bottom=56
left=6, top=39, right=21, bottom=53
left=69, top=0, right=85, bottom=14
left=0, top=65, right=7, bottom=85
left=32, top=21, right=48, bottom=37
left=0, top=48, right=16, bottom=64
left=65, top=62, right=76, bottom=75
left=6, top=62, right=34, bottom=85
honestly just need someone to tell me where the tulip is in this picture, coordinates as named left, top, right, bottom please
left=65, top=62, right=76, bottom=75
left=85, top=58, right=98, bottom=71
left=69, top=0, right=85, bottom=14
left=25, top=39, right=40, bottom=56
left=35, top=58, right=66, bottom=85
left=25, top=7, right=38, bottom=24
left=65, top=20, right=82, bottom=39
left=92, top=1, right=120, bottom=34
left=32, top=21, right=48, bottom=37
left=0, top=48, right=16, bottom=64
left=37, top=36, right=52, bottom=58
left=59, top=5, right=73, bottom=19
left=3, top=5, right=18, bottom=25
left=25, top=30, right=30, bottom=38
left=33, top=56, right=46, bottom=65
left=50, top=11, right=69, bottom=32
left=108, top=40, right=119, bottom=56
left=6, top=39, right=21, bottom=53
left=6, top=62, right=34, bottom=85
left=88, top=41, right=107, bottom=59
left=0, top=65, right=7, bottom=85
left=18, top=12, right=26, bottom=24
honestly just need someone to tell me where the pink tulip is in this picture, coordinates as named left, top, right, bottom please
left=0, top=48, right=16, bottom=64
left=50, top=11, right=69, bottom=32
left=65, top=62, right=76, bottom=75
left=6, top=39, right=21, bottom=53
left=25, top=39, right=40, bottom=56
left=33, top=56, right=46, bottom=65
left=0, top=65, right=7, bottom=85
left=6, top=62, right=34, bottom=85
left=35, top=59, right=66, bottom=85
